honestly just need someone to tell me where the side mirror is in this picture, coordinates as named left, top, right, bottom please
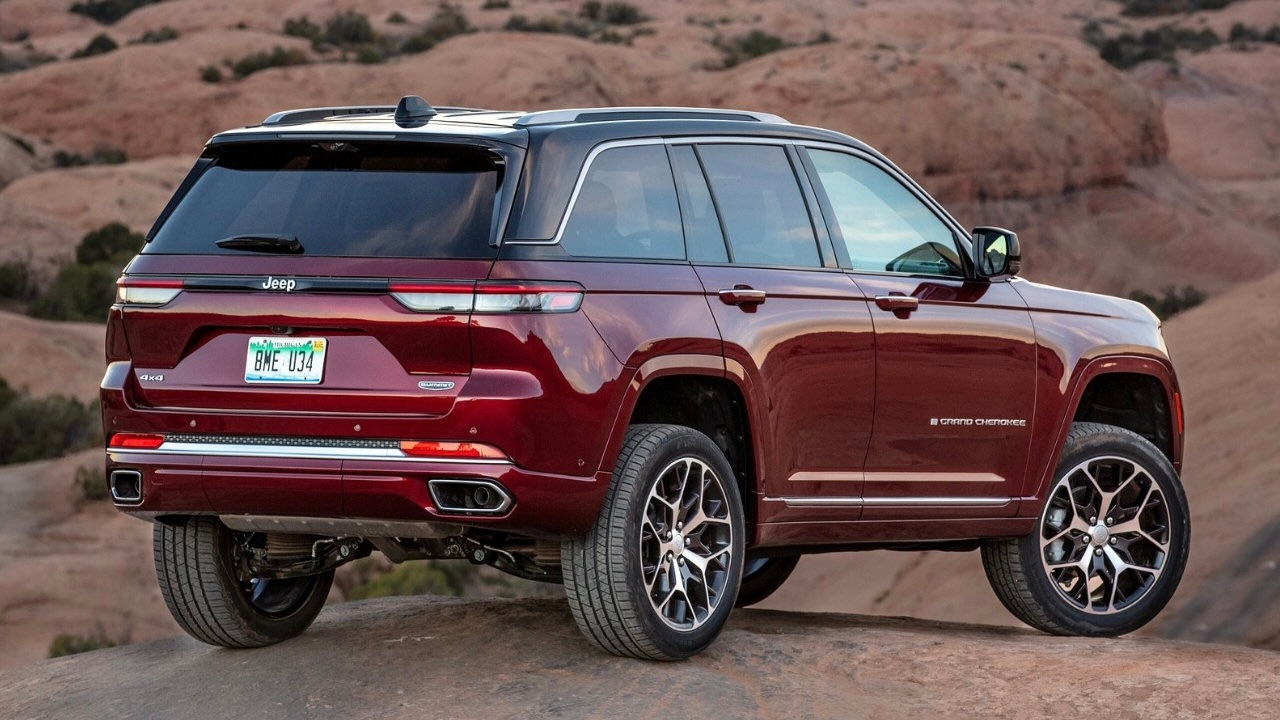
left=971, top=226, right=1021, bottom=279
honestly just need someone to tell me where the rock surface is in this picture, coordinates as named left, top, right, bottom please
left=2, top=595, right=1278, bottom=719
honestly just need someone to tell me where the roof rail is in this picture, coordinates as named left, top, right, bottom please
left=262, top=105, right=396, bottom=126
left=513, top=107, right=789, bottom=127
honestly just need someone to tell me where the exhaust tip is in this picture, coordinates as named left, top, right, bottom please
left=110, top=470, right=143, bottom=505
left=428, top=479, right=512, bottom=515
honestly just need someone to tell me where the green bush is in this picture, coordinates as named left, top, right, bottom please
left=0, top=260, right=31, bottom=300
left=76, top=222, right=142, bottom=265
left=504, top=15, right=591, bottom=37
left=387, top=11, right=408, bottom=25
left=717, top=30, right=791, bottom=68
left=199, top=65, right=222, bottom=83
left=73, top=465, right=108, bottom=502
left=48, top=631, right=115, bottom=658
left=282, top=16, right=321, bottom=42
left=29, top=262, right=119, bottom=321
left=0, top=393, right=102, bottom=465
left=1128, top=285, right=1205, bottom=320
left=347, top=561, right=468, bottom=599
left=481, top=0, right=510, bottom=8
left=132, top=26, right=179, bottom=44
left=324, top=11, right=376, bottom=46
left=69, top=0, right=166, bottom=25
left=1087, top=23, right=1220, bottom=69
left=1117, top=0, right=1237, bottom=17
left=71, top=33, right=119, bottom=59
left=401, top=5, right=473, bottom=54
left=0, top=377, right=16, bottom=410
left=231, top=46, right=309, bottom=79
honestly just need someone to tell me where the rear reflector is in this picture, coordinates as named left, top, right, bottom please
left=116, top=278, right=183, bottom=306
left=389, top=281, right=583, bottom=314
left=399, top=440, right=508, bottom=460
left=109, top=433, right=165, bottom=450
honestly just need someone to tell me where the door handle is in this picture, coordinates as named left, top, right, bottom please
left=719, top=286, right=767, bottom=306
left=874, top=294, right=919, bottom=313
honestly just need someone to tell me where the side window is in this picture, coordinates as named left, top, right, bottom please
left=560, top=144, right=684, bottom=260
left=807, top=149, right=963, bottom=277
left=697, top=144, right=821, bottom=268
left=669, top=145, right=728, bottom=263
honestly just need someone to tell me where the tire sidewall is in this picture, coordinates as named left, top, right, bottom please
left=617, top=427, right=745, bottom=658
left=1020, top=425, right=1190, bottom=635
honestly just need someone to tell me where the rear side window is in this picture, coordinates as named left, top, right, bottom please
left=669, top=145, right=728, bottom=263
left=147, top=142, right=501, bottom=258
left=560, top=145, right=684, bottom=260
left=696, top=144, right=821, bottom=268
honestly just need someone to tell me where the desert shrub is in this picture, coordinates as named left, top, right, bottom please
left=1229, top=23, right=1280, bottom=44
left=324, top=11, right=376, bottom=46
left=504, top=15, right=591, bottom=37
left=355, top=45, right=384, bottom=64
left=48, top=630, right=115, bottom=658
left=1116, top=0, right=1237, bottom=16
left=344, top=557, right=561, bottom=601
left=132, top=26, right=179, bottom=44
left=400, top=5, right=473, bottom=54
left=73, top=465, right=108, bottom=502
left=716, top=30, right=791, bottom=68
left=75, top=222, right=143, bottom=265
left=29, top=262, right=119, bottom=321
left=68, top=0, right=166, bottom=25
left=0, top=393, right=102, bottom=465
left=482, top=0, right=510, bottom=8
left=231, top=46, right=309, bottom=79
left=1087, top=23, right=1220, bottom=68
left=71, top=33, right=119, bottom=59
left=580, top=1, right=647, bottom=25
left=1128, top=285, right=1205, bottom=320
left=387, top=11, right=408, bottom=25
left=0, top=261, right=31, bottom=300
left=199, top=65, right=222, bottom=83
left=282, top=16, right=322, bottom=42
left=53, top=146, right=127, bottom=167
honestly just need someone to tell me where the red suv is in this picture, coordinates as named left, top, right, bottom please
left=103, top=97, right=1189, bottom=659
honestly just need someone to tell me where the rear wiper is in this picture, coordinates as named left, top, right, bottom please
left=215, top=234, right=304, bottom=254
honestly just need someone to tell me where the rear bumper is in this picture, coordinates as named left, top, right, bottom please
left=106, top=447, right=609, bottom=538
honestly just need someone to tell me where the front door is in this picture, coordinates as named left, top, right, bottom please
left=802, top=146, right=1037, bottom=519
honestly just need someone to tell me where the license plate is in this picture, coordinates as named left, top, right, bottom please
left=245, top=336, right=326, bottom=384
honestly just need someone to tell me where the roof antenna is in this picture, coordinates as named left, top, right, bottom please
left=394, top=95, right=437, bottom=127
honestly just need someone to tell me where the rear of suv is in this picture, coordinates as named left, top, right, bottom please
left=104, top=97, right=1189, bottom=659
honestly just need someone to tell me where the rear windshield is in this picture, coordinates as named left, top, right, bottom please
left=146, top=142, right=501, bottom=258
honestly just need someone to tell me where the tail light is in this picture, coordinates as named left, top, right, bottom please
left=399, top=440, right=509, bottom=460
left=116, top=277, right=183, bottom=306
left=389, top=281, right=583, bottom=314
left=109, top=433, right=166, bottom=449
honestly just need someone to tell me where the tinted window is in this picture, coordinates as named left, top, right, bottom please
left=808, top=149, right=962, bottom=277
left=669, top=145, right=728, bottom=263
left=560, top=145, right=684, bottom=260
left=697, top=144, right=820, bottom=268
left=147, top=142, right=500, bottom=258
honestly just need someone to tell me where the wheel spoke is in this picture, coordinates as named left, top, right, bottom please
left=639, top=455, right=735, bottom=632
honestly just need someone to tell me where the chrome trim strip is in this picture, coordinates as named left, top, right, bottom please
left=778, top=496, right=1013, bottom=508
left=117, top=442, right=511, bottom=465
left=863, top=472, right=1005, bottom=484
left=788, top=471, right=863, bottom=483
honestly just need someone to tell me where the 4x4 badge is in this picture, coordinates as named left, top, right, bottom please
left=418, top=380, right=455, bottom=391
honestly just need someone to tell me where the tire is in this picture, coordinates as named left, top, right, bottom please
left=563, top=424, right=745, bottom=660
left=154, top=516, right=334, bottom=648
left=982, top=422, right=1190, bottom=636
left=735, top=555, right=800, bottom=607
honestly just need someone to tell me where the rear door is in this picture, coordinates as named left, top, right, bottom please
left=678, top=142, right=876, bottom=519
left=801, top=145, right=1037, bottom=519
left=118, top=139, right=510, bottom=420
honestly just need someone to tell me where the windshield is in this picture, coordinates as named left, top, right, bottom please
left=147, top=141, right=501, bottom=258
